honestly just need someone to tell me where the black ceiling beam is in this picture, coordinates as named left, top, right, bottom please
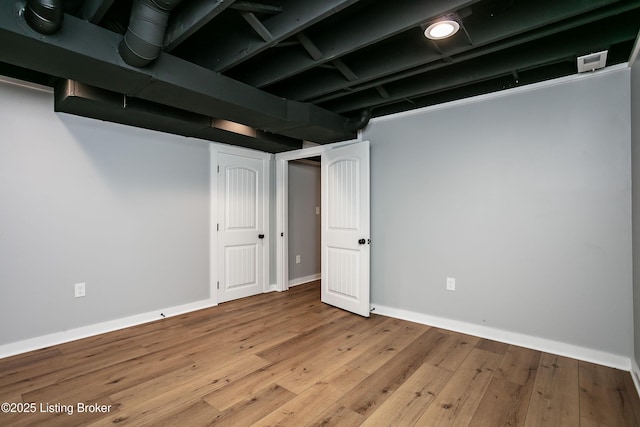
left=333, top=59, right=358, bottom=81
left=375, top=85, right=390, bottom=99
left=232, top=0, right=481, bottom=88
left=0, top=5, right=354, bottom=143
left=309, top=0, right=638, bottom=104
left=467, top=0, right=615, bottom=44
left=322, top=16, right=639, bottom=114
left=229, top=2, right=283, bottom=15
left=278, top=0, right=627, bottom=102
left=296, top=32, right=323, bottom=61
left=55, top=80, right=302, bottom=153
left=164, top=0, right=235, bottom=52
left=193, top=0, right=361, bottom=72
left=80, top=0, right=115, bottom=23
left=241, top=12, right=274, bottom=43
left=370, top=67, right=565, bottom=117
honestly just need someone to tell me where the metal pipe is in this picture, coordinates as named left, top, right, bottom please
left=345, top=109, right=372, bottom=132
left=119, top=0, right=182, bottom=67
left=24, top=0, right=63, bottom=35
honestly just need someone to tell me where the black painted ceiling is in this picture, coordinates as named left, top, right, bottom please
left=1, top=0, right=639, bottom=152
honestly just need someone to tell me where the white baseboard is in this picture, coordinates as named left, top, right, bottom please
left=2, top=294, right=634, bottom=382
left=632, top=359, right=640, bottom=399
left=288, top=273, right=321, bottom=287
left=0, top=298, right=217, bottom=359
left=373, top=304, right=631, bottom=371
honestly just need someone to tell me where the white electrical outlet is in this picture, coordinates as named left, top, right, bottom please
left=75, top=282, right=86, bottom=298
left=446, top=277, right=456, bottom=291
left=296, top=255, right=301, bottom=264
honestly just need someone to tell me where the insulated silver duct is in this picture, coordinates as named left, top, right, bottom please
left=24, top=0, right=63, bottom=35
left=119, top=0, right=182, bottom=67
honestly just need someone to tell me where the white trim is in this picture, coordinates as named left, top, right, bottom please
left=209, top=146, right=219, bottom=305
left=263, top=155, right=271, bottom=295
left=275, top=157, right=289, bottom=292
left=0, top=299, right=216, bottom=359
left=215, top=143, right=272, bottom=160
left=288, top=273, right=321, bottom=287
left=275, top=139, right=359, bottom=161
left=371, top=63, right=630, bottom=125
left=275, top=139, right=362, bottom=293
left=632, top=359, right=640, bottom=399
left=373, top=304, right=631, bottom=371
left=629, top=29, right=640, bottom=67
left=209, top=143, right=271, bottom=301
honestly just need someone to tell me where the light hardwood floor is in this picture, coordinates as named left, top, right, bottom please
left=1, top=281, right=639, bottom=426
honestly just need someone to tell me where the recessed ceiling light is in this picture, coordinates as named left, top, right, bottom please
left=424, top=20, right=460, bottom=40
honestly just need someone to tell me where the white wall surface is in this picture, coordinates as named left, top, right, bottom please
left=632, top=50, right=640, bottom=368
left=288, top=161, right=321, bottom=282
left=0, top=79, right=211, bottom=345
left=363, top=67, right=633, bottom=358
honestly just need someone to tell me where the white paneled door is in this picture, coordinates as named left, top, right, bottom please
left=321, top=141, right=370, bottom=317
left=218, top=152, right=265, bottom=303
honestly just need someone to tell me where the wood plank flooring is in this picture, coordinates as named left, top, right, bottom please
left=1, top=281, right=639, bottom=426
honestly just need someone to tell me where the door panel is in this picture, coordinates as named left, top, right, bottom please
left=218, top=153, right=264, bottom=303
left=327, top=159, right=360, bottom=230
left=224, top=244, right=257, bottom=290
left=326, top=247, right=360, bottom=299
left=321, top=141, right=370, bottom=317
left=226, top=166, right=257, bottom=229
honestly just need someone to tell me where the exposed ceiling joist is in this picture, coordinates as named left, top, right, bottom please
left=241, top=12, right=274, bottom=43
left=324, top=17, right=639, bottom=113
left=80, top=0, right=115, bottom=23
left=164, top=0, right=235, bottom=52
left=229, top=2, right=283, bottom=15
left=231, top=0, right=481, bottom=88
left=467, top=0, right=616, bottom=44
left=296, top=32, right=323, bottom=61
left=0, top=5, right=354, bottom=144
left=332, top=59, right=358, bottom=81
left=283, top=0, right=633, bottom=104
left=375, top=85, right=390, bottom=99
left=193, top=0, right=361, bottom=72
left=2, top=0, right=639, bottom=153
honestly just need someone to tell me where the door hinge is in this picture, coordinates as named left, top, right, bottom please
left=217, top=165, right=220, bottom=173
left=217, top=223, right=219, bottom=231
left=217, top=281, right=220, bottom=290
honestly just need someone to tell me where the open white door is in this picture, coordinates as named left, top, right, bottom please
left=218, top=152, right=265, bottom=303
left=321, top=141, right=370, bottom=317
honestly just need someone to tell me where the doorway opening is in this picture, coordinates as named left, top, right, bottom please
left=275, top=142, right=349, bottom=293
left=275, top=139, right=370, bottom=317
left=287, top=157, right=321, bottom=288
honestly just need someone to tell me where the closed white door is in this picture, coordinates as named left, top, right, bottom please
left=218, top=153, right=265, bottom=303
left=321, top=141, right=370, bottom=317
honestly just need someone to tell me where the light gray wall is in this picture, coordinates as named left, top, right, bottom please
left=363, top=68, right=633, bottom=357
left=632, top=52, right=640, bottom=366
left=269, top=156, right=277, bottom=285
left=0, top=80, right=210, bottom=345
left=288, top=161, right=321, bottom=281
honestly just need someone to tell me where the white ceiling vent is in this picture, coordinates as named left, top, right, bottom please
left=576, top=50, right=608, bottom=73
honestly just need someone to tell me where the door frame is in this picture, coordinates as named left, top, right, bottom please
left=210, top=143, right=272, bottom=305
left=275, top=139, right=361, bottom=292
